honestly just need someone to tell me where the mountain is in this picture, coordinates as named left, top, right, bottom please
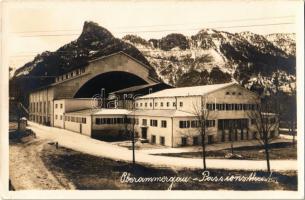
left=265, top=33, right=296, bottom=56
left=123, top=30, right=296, bottom=94
left=11, top=21, right=159, bottom=102
left=11, top=21, right=296, bottom=106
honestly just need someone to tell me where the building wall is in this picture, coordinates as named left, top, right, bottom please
left=53, top=99, right=65, bottom=128
left=53, top=99, right=97, bottom=128
left=29, top=87, right=54, bottom=126
left=134, top=115, right=173, bottom=147
left=172, top=117, right=217, bottom=147
left=64, top=114, right=92, bottom=136
left=51, top=53, right=157, bottom=99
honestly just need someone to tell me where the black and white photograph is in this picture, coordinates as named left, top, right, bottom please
left=1, top=0, right=304, bottom=199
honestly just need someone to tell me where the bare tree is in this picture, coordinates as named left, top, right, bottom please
left=192, top=95, right=215, bottom=170
left=247, top=97, right=279, bottom=172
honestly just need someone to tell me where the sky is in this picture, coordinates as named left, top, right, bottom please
left=2, top=0, right=301, bottom=70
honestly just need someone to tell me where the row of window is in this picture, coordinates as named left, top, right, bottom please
left=136, top=101, right=183, bottom=108
left=55, top=103, right=63, bottom=109
left=226, top=91, right=242, bottom=95
left=142, top=119, right=167, bottom=128
left=206, top=103, right=257, bottom=111
left=29, top=101, right=51, bottom=113
left=151, top=135, right=165, bottom=145
left=179, top=120, right=216, bottom=128
left=95, top=117, right=128, bottom=125
left=218, top=119, right=249, bottom=129
left=55, top=67, right=85, bottom=82
left=65, top=115, right=86, bottom=124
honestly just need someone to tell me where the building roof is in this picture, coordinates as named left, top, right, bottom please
left=65, top=108, right=195, bottom=117
left=138, top=82, right=236, bottom=99
left=65, top=108, right=131, bottom=116
left=131, top=109, right=195, bottom=117
left=109, top=83, right=160, bottom=94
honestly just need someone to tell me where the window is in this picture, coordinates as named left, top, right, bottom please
left=191, top=120, right=199, bottom=128
left=216, top=104, right=225, bottom=110
left=150, top=119, right=158, bottom=127
left=270, top=131, right=275, bottom=138
left=207, top=103, right=215, bottom=110
left=96, top=118, right=101, bottom=124
left=173, top=102, right=176, bottom=107
left=226, top=92, right=230, bottom=95
left=232, top=92, right=236, bottom=95
left=251, top=119, right=256, bottom=125
left=140, top=103, right=143, bottom=107
left=238, top=92, right=242, bottom=95
left=181, top=137, right=187, bottom=146
left=70, top=72, right=73, bottom=77
left=67, top=116, right=70, bottom=121
left=166, top=102, right=170, bottom=107
left=55, top=104, right=58, bottom=109
left=135, top=118, right=139, bottom=125
left=81, top=68, right=85, bottom=73
left=145, top=103, right=147, bottom=107
left=151, top=135, right=156, bottom=144
left=60, top=115, right=62, bottom=120
left=155, top=102, right=158, bottom=107
left=142, top=119, right=147, bottom=126
left=193, top=137, right=199, bottom=145
left=160, top=136, right=165, bottom=145
left=150, top=103, right=152, bottom=107
left=160, top=102, right=164, bottom=107
left=60, top=104, right=63, bottom=109
left=135, top=103, right=138, bottom=107
left=82, top=118, right=86, bottom=124
left=206, top=120, right=215, bottom=127
left=161, top=120, right=167, bottom=128
left=55, top=115, right=58, bottom=120
left=76, top=69, right=80, bottom=75
left=253, top=132, right=257, bottom=139
left=179, top=102, right=183, bottom=107
left=179, top=120, right=190, bottom=128
left=65, top=74, right=68, bottom=79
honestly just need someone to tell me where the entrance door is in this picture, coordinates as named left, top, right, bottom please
left=141, top=127, right=147, bottom=139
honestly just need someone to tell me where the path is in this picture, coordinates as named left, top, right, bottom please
left=9, top=138, right=75, bottom=190
left=27, top=122, right=298, bottom=171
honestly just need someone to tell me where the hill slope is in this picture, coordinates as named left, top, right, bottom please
left=123, top=30, right=296, bottom=94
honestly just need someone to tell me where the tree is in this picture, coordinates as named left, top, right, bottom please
left=247, top=97, right=279, bottom=172
left=192, top=96, right=215, bottom=170
left=125, top=94, right=142, bottom=168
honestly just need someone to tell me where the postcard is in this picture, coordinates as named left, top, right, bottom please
left=1, top=0, right=304, bottom=199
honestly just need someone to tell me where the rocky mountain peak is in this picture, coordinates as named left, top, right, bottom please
left=77, top=21, right=114, bottom=46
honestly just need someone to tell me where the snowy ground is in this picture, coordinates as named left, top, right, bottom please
left=26, top=122, right=297, bottom=171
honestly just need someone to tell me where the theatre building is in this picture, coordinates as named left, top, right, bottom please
left=29, top=82, right=279, bottom=148
left=134, top=82, right=279, bottom=147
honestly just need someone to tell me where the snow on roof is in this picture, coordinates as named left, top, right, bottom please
left=66, top=108, right=131, bottom=116
left=66, top=108, right=194, bottom=117
left=139, top=82, right=236, bottom=99
left=131, top=109, right=195, bottom=117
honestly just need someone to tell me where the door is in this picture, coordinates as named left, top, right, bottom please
left=208, top=135, right=213, bottom=144
left=141, top=127, right=147, bottom=139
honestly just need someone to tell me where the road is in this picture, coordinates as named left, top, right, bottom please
left=9, top=138, right=75, bottom=190
left=27, top=122, right=298, bottom=171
